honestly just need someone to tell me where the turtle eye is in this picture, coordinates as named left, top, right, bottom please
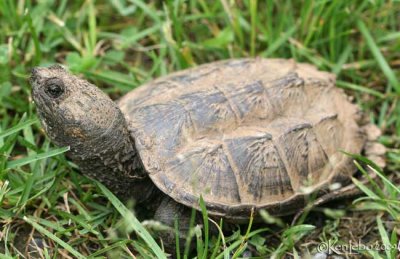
left=45, top=79, right=65, bottom=99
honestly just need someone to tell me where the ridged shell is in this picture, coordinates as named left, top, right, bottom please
left=119, top=58, right=365, bottom=219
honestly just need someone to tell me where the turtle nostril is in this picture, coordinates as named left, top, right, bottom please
left=30, top=69, right=37, bottom=81
left=29, top=68, right=42, bottom=90
left=30, top=68, right=43, bottom=84
left=31, top=68, right=39, bottom=77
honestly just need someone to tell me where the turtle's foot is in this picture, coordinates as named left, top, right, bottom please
left=153, top=197, right=196, bottom=255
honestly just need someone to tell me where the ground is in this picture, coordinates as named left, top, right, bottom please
left=0, top=0, right=399, bottom=258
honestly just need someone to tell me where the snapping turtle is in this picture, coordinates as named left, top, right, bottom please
left=30, top=58, right=385, bottom=226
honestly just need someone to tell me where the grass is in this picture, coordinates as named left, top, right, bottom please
left=0, top=0, right=399, bottom=258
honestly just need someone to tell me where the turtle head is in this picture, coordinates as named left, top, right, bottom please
left=30, top=65, right=147, bottom=198
left=30, top=65, right=120, bottom=149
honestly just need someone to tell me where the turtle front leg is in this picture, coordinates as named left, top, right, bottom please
left=153, top=197, right=195, bottom=252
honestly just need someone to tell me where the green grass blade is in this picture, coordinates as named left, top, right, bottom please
left=332, top=45, right=352, bottom=75
left=84, top=70, right=137, bottom=89
left=6, top=146, right=70, bottom=169
left=0, top=253, right=14, bottom=259
left=128, top=0, right=160, bottom=22
left=88, top=240, right=131, bottom=258
left=25, top=9, right=42, bottom=64
left=368, top=165, right=400, bottom=195
left=0, top=118, right=38, bottom=139
left=336, top=80, right=385, bottom=98
left=249, top=0, right=257, bottom=56
left=378, top=31, right=400, bottom=43
left=390, top=230, right=398, bottom=259
left=263, top=25, right=296, bottom=57
left=376, top=216, right=392, bottom=259
left=23, top=216, right=86, bottom=259
left=351, top=177, right=380, bottom=200
left=232, top=209, right=254, bottom=258
left=174, top=217, right=181, bottom=259
left=87, top=0, right=97, bottom=55
left=215, top=228, right=268, bottom=259
left=199, top=196, right=209, bottom=259
left=357, top=20, right=400, bottom=94
left=96, top=181, right=166, bottom=259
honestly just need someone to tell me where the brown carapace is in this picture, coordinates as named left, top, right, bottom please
left=118, top=58, right=385, bottom=220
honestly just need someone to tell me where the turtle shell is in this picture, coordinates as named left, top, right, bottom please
left=118, top=58, right=366, bottom=220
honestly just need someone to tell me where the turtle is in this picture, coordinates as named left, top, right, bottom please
left=30, top=58, right=385, bottom=233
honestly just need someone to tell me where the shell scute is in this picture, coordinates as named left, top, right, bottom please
left=224, top=131, right=294, bottom=202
